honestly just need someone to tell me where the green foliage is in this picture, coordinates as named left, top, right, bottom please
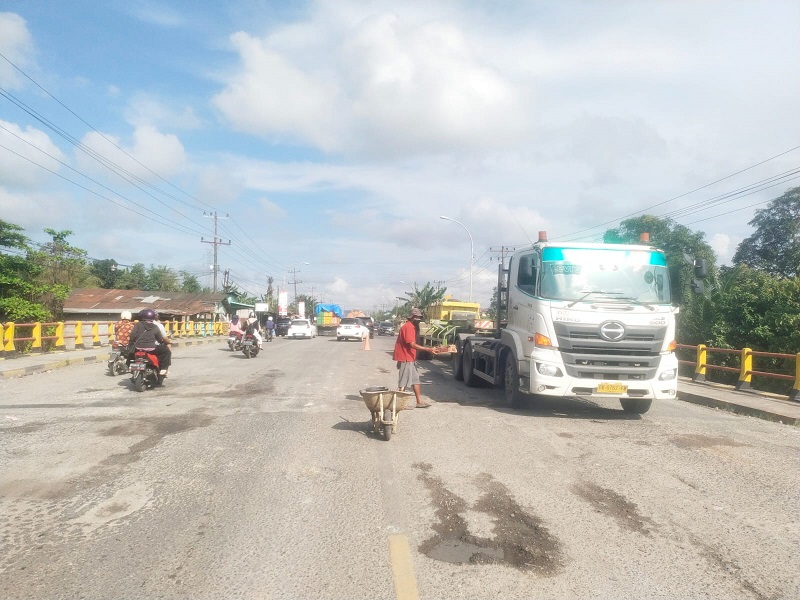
left=180, top=271, right=202, bottom=293
left=0, top=296, right=51, bottom=323
left=117, top=264, right=148, bottom=289
left=604, top=214, right=718, bottom=344
left=146, top=265, right=180, bottom=291
left=90, top=259, right=121, bottom=288
left=712, top=265, right=800, bottom=353
left=397, top=282, right=448, bottom=318
left=733, top=186, right=800, bottom=278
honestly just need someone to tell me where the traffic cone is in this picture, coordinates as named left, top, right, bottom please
left=363, top=334, right=370, bottom=351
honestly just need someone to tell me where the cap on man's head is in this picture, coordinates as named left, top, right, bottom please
left=409, top=308, right=423, bottom=319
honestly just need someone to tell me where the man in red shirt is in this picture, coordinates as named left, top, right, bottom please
left=393, top=307, right=436, bottom=408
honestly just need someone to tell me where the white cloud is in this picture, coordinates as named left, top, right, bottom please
left=125, top=94, right=202, bottom=130
left=0, top=120, right=65, bottom=188
left=77, top=125, right=187, bottom=182
left=258, top=198, right=287, bottom=219
left=212, top=31, right=341, bottom=150
left=709, top=232, right=741, bottom=266
left=0, top=13, right=34, bottom=89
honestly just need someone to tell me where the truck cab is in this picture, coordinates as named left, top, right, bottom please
left=457, top=233, right=680, bottom=414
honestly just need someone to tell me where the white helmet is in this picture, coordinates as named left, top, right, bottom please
left=268, top=316, right=273, bottom=321
left=121, top=310, right=132, bottom=320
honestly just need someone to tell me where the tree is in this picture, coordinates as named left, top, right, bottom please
left=146, top=265, right=180, bottom=292
left=180, top=271, right=202, bottom=293
left=27, top=229, right=97, bottom=318
left=117, top=263, right=148, bottom=290
left=604, top=215, right=717, bottom=344
left=733, top=186, right=800, bottom=278
left=90, top=259, right=121, bottom=289
left=397, top=282, right=448, bottom=318
left=0, top=220, right=51, bottom=322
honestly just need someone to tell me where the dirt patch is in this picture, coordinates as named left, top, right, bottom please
left=670, top=434, right=748, bottom=449
left=573, top=482, right=657, bottom=536
left=414, top=463, right=564, bottom=574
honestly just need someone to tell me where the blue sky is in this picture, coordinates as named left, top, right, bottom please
left=1, top=0, right=799, bottom=311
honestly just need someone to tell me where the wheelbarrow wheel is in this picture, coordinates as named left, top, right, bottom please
left=371, top=411, right=381, bottom=434
left=382, top=408, right=393, bottom=441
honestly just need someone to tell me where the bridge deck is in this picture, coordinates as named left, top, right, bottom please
left=1, top=344, right=798, bottom=426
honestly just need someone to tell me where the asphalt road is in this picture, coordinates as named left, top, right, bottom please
left=1, top=335, right=798, bottom=600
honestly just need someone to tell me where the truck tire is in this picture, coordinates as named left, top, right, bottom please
left=504, top=359, right=524, bottom=409
left=463, top=345, right=479, bottom=387
left=453, top=346, right=464, bottom=381
left=620, top=398, right=653, bottom=414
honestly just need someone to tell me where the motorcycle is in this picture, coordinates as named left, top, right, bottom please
left=265, top=328, right=274, bottom=342
left=129, top=348, right=166, bottom=391
left=107, top=340, right=130, bottom=376
left=241, top=333, right=261, bottom=359
left=227, top=331, right=243, bottom=351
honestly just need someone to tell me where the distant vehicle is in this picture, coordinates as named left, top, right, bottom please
left=377, top=321, right=395, bottom=336
left=337, top=317, right=369, bottom=341
left=360, top=316, right=375, bottom=338
left=314, top=304, right=343, bottom=336
left=287, top=319, right=317, bottom=339
left=275, top=317, right=292, bottom=337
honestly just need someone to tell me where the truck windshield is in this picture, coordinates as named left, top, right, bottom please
left=540, top=247, right=671, bottom=304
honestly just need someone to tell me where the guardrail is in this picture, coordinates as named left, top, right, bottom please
left=1, top=320, right=226, bottom=356
left=676, top=344, right=799, bottom=401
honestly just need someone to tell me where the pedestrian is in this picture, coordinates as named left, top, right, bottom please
left=393, top=307, right=436, bottom=408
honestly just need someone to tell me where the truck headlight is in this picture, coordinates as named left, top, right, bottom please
left=658, top=369, right=677, bottom=381
left=536, top=362, right=563, bottom=377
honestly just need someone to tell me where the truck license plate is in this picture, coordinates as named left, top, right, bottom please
left=597, top=382, right=627, bottom=394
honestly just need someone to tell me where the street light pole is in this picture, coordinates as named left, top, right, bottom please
left=439, top=216, right=474, bottom=302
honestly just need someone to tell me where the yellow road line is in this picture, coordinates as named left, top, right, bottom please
left=388, top=534, right=420, bottom=600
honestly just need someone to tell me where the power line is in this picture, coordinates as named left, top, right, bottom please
left=556, top=145, right=800, bottom=241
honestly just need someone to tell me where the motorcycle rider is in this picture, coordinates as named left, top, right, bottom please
left=241, top=317, right=263, bottom=350
left=228, top=315, right=243, bottom=336
left=265, top=316, right=275, bottom=341
left=128, top=308, right=171, bottom=375
left=114, top=310, right=135, bottom=349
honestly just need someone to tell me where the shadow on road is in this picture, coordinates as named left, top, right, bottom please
left=420, top=358, right=644, bottom=422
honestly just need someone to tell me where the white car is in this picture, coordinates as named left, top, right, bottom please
left=286, top=319, right=317, bottom=339
left=336, top=317, right=369, bottom=341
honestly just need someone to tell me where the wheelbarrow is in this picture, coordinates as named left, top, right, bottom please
left=359, top=387, right=413, bottom=441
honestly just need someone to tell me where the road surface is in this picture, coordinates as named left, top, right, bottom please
left=1, top=335, right=798, bottom=599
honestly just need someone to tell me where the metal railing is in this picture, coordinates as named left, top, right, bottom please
left=1, top=319, right=226, bottom=355
left=676, top=343, right=799, bottom=401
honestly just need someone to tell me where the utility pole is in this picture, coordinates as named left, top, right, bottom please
left=287, top=266, right=303, bottom=305
left=201, top=212, right=231, bottom=293
left=489, top=245, right=516, bottom=267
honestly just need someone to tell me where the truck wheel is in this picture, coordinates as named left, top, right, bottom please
left=463, top=345, right=479, bottom=387
left=620, top=398, right=652, bottom=414
left=504, top=359, right=524, bottom=409
left=453, top=346, right=464, bottom=381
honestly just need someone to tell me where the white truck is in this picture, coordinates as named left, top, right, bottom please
left=454, top=232, right=686, bottom=414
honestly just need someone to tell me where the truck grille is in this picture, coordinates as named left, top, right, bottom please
left=554, top=322, right=666, bottom=380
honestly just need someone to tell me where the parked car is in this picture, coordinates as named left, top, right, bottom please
left=378, top=321, right=395, bottom=336
left=336, top=317, right=369, bottom=341
left=286, top=318, right=317, bottom=339
left=360, top=316, right=375, bottom=338
left=275, top=317, right=292, bottom=337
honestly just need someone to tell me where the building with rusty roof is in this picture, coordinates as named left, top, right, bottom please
left=64, top=288, right=228, bottom=322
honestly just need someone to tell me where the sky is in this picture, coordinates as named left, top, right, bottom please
left=1, top=0, right=799, bottom=312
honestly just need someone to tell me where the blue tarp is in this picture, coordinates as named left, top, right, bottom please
left=315, top=304, right=343, bottom=317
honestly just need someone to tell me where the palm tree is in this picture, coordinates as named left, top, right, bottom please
left=397, top=282, right=447, bottom=318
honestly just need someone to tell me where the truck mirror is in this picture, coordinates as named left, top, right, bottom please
left=693, top=258, right=708, bottom=279
left=691, top=279, right=705, bottom=294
